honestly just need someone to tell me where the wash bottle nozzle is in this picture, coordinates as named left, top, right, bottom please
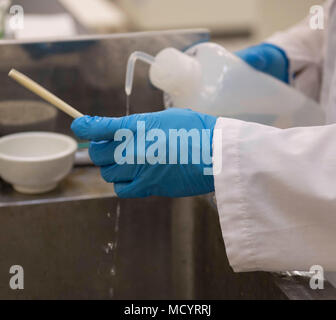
left=125, top=48, right=202, bottom=97
left=125, top=51, right=155, bottom=96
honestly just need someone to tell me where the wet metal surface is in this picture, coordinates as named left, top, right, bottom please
left=0, top=196, right=173, bottom=299
left=0, top=167, right=115, bottom=207
left=273, top=272, right=336, bottom=300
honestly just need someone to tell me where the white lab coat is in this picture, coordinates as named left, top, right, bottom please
left=214, top=0, right=336, bottom=272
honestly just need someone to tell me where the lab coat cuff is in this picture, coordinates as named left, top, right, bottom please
left=213, top=117, right=259, bottom=272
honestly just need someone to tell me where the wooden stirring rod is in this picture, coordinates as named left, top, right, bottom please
left=8, top=69, right=84, bottom=119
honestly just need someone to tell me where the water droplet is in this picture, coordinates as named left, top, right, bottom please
left=103, top=242, right=115, bottom=254
left=116, top=203, right=121, bottom=218
left=110, top=267, right=116, bottom=276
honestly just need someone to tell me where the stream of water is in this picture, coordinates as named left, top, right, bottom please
left=126, top=94, right=130, bottom=116
left=104, top=59, right=137, bottom=298
left=105, top=201, right=121, bottom=299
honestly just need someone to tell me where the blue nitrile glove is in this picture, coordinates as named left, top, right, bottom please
left=71, top=108, right=217, bottom=198
left=235, top=43, right=289, bottom=83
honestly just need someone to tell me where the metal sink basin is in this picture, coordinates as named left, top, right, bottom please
left=2, top=167, right=336, bottom=299
left=0, top=169, right=174, bottom=299
left=0, top=168, right=286, bottom=300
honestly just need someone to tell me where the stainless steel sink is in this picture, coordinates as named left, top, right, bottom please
left=0, top=171, right=175, bottom=299
left=2, top=167, right=336, bottom=299
left=0, top=168, right=287, bottom=299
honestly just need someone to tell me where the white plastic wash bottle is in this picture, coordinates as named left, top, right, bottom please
left=125, top=42, right=325, bottom=128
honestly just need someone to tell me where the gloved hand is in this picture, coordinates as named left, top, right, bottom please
left=71, top=108, right=217, bottom=198
left=235, top=43, right=289, bottom=83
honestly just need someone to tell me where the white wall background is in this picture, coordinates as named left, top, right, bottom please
left=256, top=0, right=325, bottom=40
left=117, top=0, right=325, bottom=41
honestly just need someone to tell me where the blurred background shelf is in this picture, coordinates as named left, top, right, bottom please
left=6, top=0, right=325, bottom=50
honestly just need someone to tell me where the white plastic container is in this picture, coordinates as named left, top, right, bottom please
left=126, top=42, right=325, bottom=128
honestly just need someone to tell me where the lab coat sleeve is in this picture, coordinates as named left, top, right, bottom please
left=213, top=117, right=336, bottom=272
left=266, top=2, right=331, bottom=101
